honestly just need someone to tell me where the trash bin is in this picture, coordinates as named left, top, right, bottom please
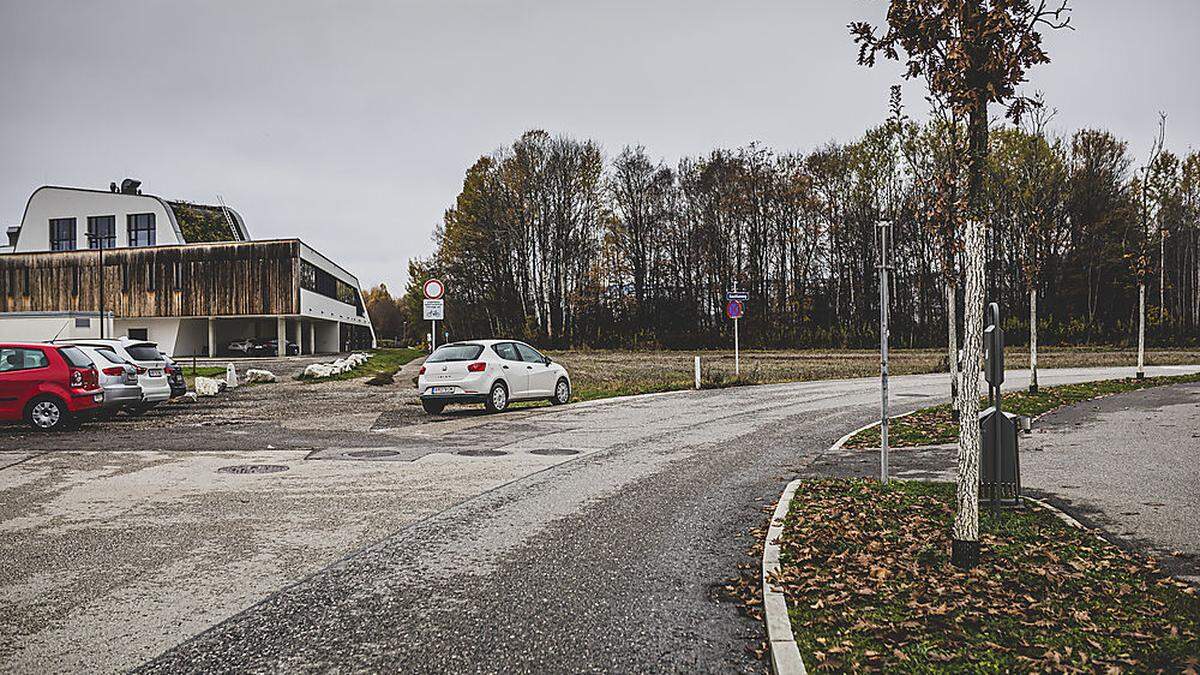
left=979, top=406, right=1021, bottom=506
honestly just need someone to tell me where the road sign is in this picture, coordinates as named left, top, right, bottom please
left=423, top=299, right=444, bottom=320
left=725, top=299, right=744, bottom=320
left=423, top=278, right=445, bottom=300
left=726, top=291, right=748, bottom=301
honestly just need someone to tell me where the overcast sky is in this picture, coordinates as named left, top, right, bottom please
left=2, top=1, right=1197, bottom=292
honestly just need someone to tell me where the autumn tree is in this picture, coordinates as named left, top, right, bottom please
left=363, top=284, right=405, bottom=343
left=851, top=0, right=1072, bottom=567
left=989, top=107, right=1069, bottom=393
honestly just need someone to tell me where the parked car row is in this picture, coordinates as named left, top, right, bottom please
left=227, top=337, right=300, bottom=356
left=0, top=337, right=190, bottom=431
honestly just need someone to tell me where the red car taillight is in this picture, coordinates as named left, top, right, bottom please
left=102, top=366, right=125, bottom=376
left=70, top=367, right=98, bottom=390
left=419, top=366, right=426, bottom=375
left=467, top=362, right=486, bottom=372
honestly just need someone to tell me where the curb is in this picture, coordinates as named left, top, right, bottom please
left=762, top=478, right=807, bottom=675
left=827, top=409, right=919, bottom=452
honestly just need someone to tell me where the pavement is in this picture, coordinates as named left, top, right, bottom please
left=1, top=364, right=1197, bottom=673
left=1020, top=381, right=1200, bottom=584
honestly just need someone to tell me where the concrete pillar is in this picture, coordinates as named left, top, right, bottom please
left=207, top=318, right=215, bottom=357
left=308, top=321, right=316, bottom=354
left=276, top=316, right=286, bottom=356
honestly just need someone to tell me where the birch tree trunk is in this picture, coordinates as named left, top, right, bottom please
left=1029, top=287, right=1038, bottom=394
left=1137, top=281, right=1146, bottom=379
left=952, top=216, right=985, bottom=567
left=946, top=281, right=959, bottom=416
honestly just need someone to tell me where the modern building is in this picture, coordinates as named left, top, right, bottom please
left=0, top=180, right=375, bottom=356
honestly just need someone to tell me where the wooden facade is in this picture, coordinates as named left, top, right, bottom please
left=0, top=239, right=300, bottom=317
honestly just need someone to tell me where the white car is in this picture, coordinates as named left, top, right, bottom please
left=417, top=340, right=571, bottom=414
left=54, top=338, right=171, bottom=414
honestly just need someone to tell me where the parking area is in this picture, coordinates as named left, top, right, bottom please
left=0, top=356, right=435, bottom=453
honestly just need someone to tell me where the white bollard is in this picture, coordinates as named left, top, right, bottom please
left=225, top=363, right=239, bottom=389
left=694, top=356, right=701, bottom=389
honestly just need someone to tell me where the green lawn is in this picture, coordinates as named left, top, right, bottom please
left=775, top=479, right=1200, bottom=671
left=845, top=372, right=1200, bottom=449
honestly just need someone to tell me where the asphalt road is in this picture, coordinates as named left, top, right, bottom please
left=119, top=364, right=1197, bottom=674
left=1021, top=381, right=1200, bottom=584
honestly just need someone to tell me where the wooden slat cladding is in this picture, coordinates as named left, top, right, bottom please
left=0, top=240, right=300, bottom=317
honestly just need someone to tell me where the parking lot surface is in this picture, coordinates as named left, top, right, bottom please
left=2, top=364, right=1197, bottom=672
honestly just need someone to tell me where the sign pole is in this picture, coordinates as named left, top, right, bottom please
left=734, top=316, right=740, bottom=376
left=423, top=278, right=446, bottom=353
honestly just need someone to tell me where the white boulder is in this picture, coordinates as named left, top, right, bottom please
left=195, top=376, right=224, bottom=397
left=225, top=363, right=239, bottom=388
left=304, top=363, right=334, bottom=379
left=244, top=368, right=277, bottom=383
left=181, top=391, right=198, bottom=403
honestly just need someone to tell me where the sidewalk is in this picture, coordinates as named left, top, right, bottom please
left=1022, top=381, right=1200, bottom=584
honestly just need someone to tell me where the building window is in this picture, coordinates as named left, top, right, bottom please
left=75, top=317, right=91, bottom=328
left=72, top=265, right=79, bottom=296
left=127, top=213, right=156, bottom=247
left=147, top=263, right=157, bottom=291
left=50, top=218, right=77, bottom=251
left=172, top=261, right=182, bottom=289
left=87, top=215, right=116, bottom=249
left=23, top=268, right=30, bottom=295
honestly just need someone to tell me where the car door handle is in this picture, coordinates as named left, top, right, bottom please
left=502, top=365, right=509, bottom=370
left=527, top=365, right=533, bottom=370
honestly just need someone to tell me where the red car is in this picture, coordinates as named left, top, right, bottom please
left=0, top=343, right=104, bottom=431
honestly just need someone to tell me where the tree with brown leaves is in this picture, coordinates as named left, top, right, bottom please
left=850, top=0, right=1072, bottom=568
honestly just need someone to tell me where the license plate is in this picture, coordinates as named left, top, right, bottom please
left=430, top=386, right=455, bottom=394
left=149, top=369, right=163, bottom=377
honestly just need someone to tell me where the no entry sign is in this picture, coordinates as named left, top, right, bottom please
left=423, top=278, right=445, bottom=300
left=726, top=299, right=744, bottom=320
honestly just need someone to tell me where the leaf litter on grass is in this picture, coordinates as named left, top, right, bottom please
left=772, top=479, right=1200, bottom=672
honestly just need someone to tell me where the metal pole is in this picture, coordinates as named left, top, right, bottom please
left=878, top=221, right=892, bottom=484
left=431, top=319, right=437, bottom=352
left=733, top=317, right=740, bottom=376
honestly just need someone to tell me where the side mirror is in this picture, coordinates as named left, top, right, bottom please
left=543, top=356, right=552, bottom=366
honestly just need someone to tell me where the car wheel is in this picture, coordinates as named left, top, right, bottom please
left=550, top=378, right=571, bottom=405
left=421, top=399, right=446, bottom=415
left=485, top=381, right=508, bottom=413
left=25, top=396, right=71, bottom=431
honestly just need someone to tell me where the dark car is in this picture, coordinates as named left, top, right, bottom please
left=254, top=338, right=299, bottom=356
left=162, top=355, right=188, bottom=398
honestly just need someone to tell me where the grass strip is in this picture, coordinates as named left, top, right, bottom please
left=775, top=479, right=1200, bottom=672
left=301, top=347, right=424, bottom=383
left=845, top=372, right=1200, bottom=449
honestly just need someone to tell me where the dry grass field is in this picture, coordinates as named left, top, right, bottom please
left=545, top=347, right=1200, bottom=402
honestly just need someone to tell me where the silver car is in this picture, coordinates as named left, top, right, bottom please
left=55, top=338, right=172, bottom=414
left=76, top=344, right=142, bottom=415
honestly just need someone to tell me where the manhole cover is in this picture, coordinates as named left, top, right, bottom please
left=348, top=449, right=401, bottom=459
left=217, top=464, right=289, bottom=475
left=530, top=448, right=580, bottom=456
left=456, top=449, right=508, bottom=457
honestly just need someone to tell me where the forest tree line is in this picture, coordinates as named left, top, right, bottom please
left=369, top=120, right=1200, bottom=350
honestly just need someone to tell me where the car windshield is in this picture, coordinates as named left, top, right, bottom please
left=427, top=344, right=484, bottom=362
left=124, top=344, right=164, bottom=361
left=58, top=346, right=93, bottom=368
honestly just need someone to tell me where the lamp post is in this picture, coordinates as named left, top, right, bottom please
left=85, top=230, right=106, bottom=338
left=877, top=220, right=893, bottom=485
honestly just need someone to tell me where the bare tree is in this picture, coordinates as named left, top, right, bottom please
left=851, top=0, right=1072, bottom=568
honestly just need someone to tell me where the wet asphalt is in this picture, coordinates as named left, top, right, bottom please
left=130, top=365, right=1197, bottom=674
